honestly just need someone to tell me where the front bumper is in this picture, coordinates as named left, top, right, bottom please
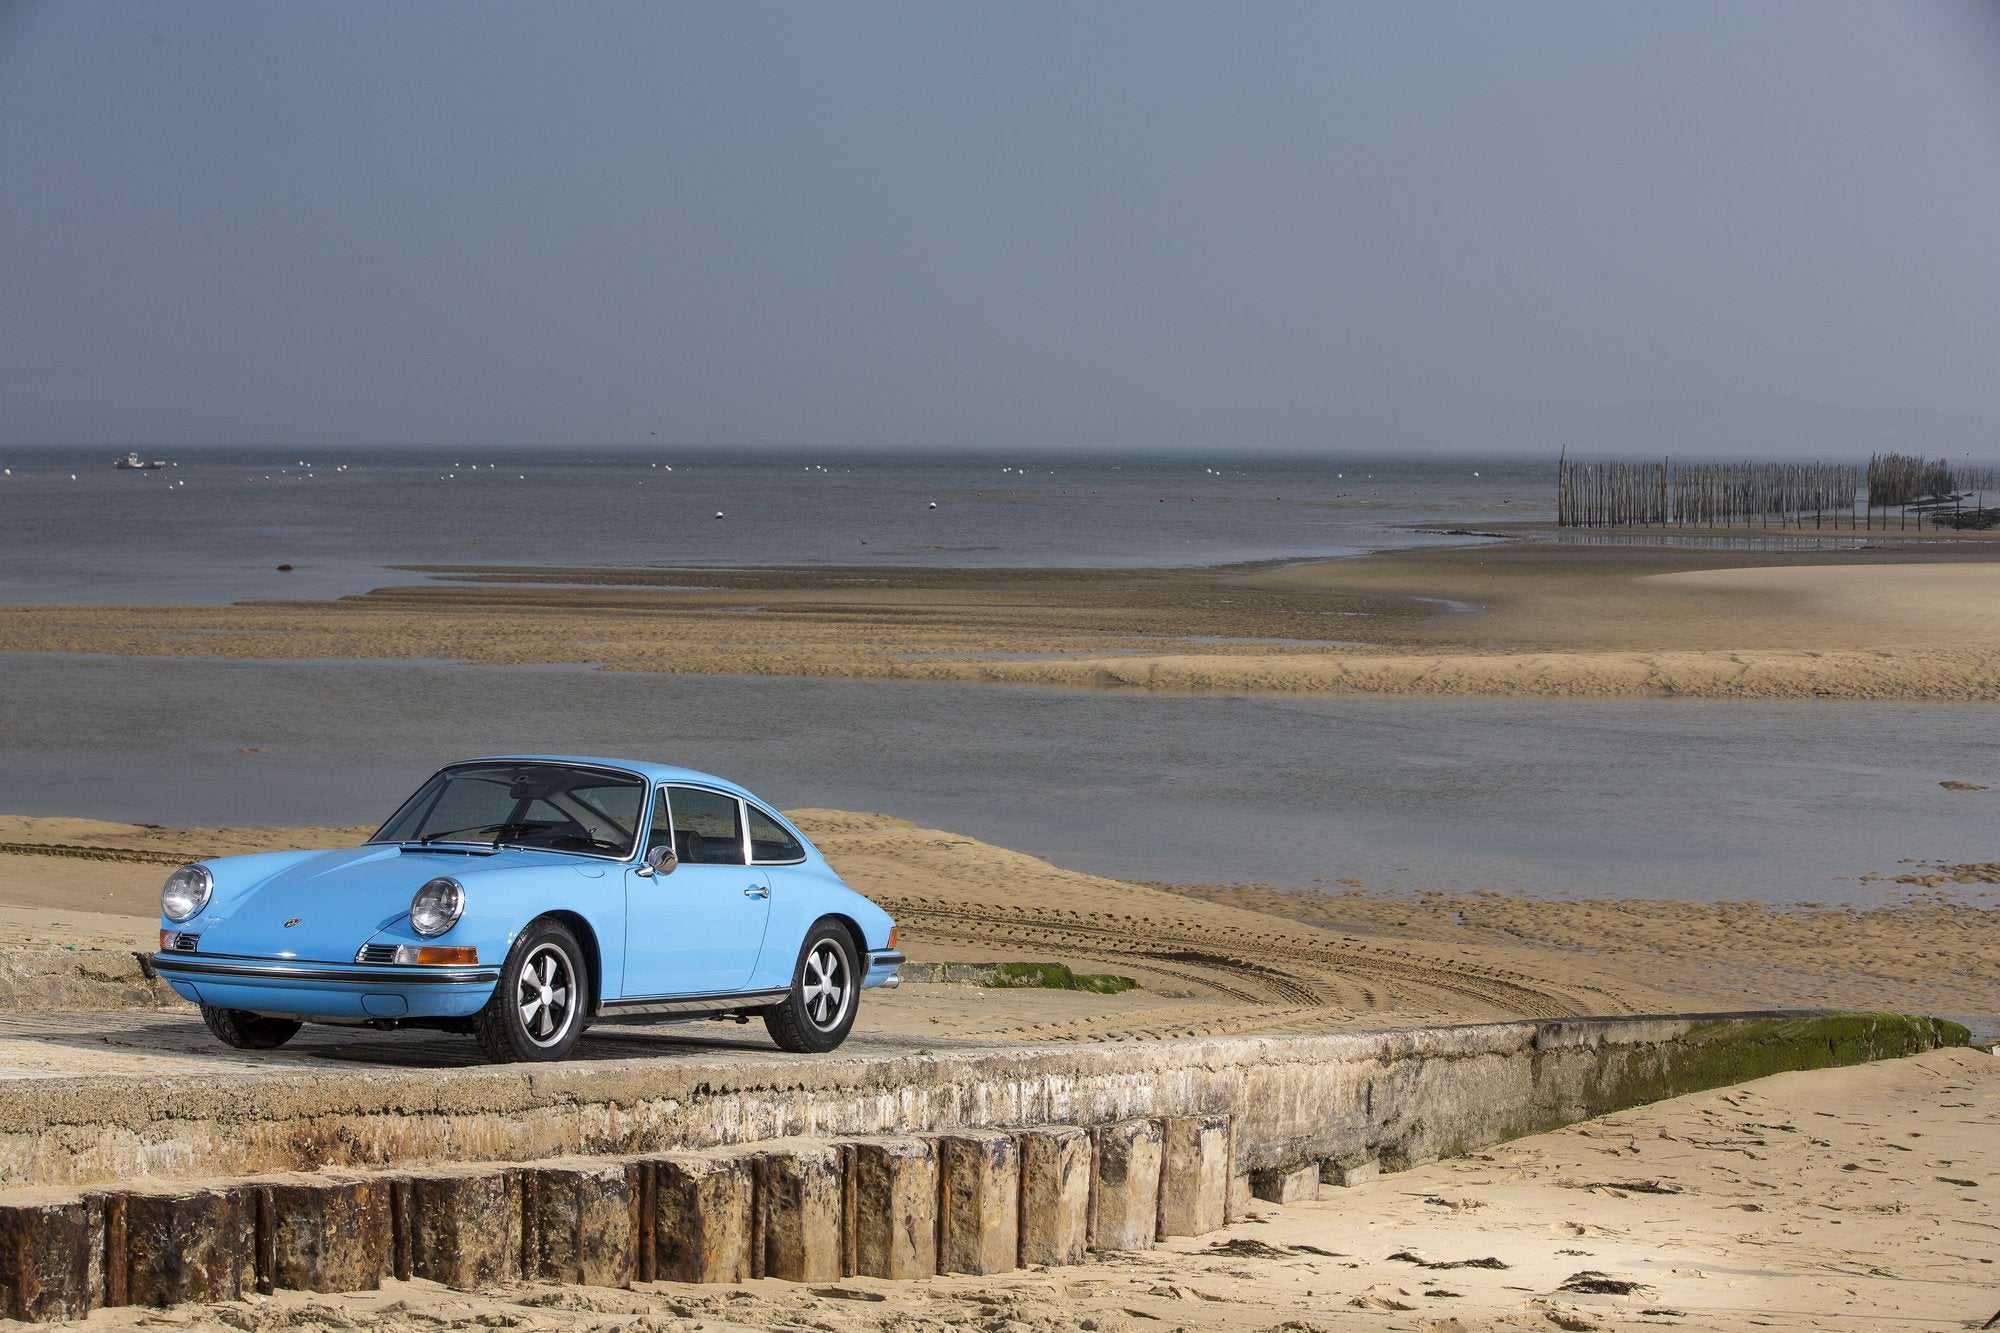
left=863, top=948, right=905, bottom=991
left=147, top=952, right=500, bottom=1022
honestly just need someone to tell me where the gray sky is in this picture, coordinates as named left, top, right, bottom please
left=3, top=1, right=1997, bottom=455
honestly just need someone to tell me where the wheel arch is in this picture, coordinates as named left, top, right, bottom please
left=540, top=909, right=603, bottom=1016
left=810, top=912, right=867, bottom=962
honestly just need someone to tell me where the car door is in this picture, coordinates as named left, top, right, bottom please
left=621, top=784, right=772, bottom=997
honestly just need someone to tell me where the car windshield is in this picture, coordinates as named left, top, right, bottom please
left=370, top=762, right=646, bottom=860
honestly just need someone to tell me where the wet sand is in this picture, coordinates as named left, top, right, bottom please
left=1, top=534, right=1997, bottom=698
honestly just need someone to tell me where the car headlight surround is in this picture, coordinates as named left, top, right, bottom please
left=161, top=864, right=213, bottom=922
left=410, top=877, right=465, bottom=937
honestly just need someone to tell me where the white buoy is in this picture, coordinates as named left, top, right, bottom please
left=928, top=501, right=937, bottom=509
left=714, top=510, right=724, bottom=519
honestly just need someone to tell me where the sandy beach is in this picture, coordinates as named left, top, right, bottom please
left=1, top=535, right=1996, bottom=1328
left=5, top=810, right=1997, bottom=1040
left=1, top=534, right=1998, bottom=700
left=0, top=811, right=1995, bottom=1330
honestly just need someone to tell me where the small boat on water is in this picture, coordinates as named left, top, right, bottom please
left=114, top=452, right=166, bottom=470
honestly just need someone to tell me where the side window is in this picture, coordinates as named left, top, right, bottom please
left=666, top=787, right=745, bottom=865
left=747, top=804, right=805, bottom=864
left=646, top=787, right=674, bottom=859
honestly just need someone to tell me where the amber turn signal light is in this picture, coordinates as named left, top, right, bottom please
left=415, top=946, right=478, bottom=965
left=159, top=929, right=175, bottom=951
left=887, top=926, right=898, bottom=949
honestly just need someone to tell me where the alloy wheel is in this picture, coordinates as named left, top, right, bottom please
left=515, top=942, right=576, bottom=1046
left=801, top=939, right=850, bottom=1030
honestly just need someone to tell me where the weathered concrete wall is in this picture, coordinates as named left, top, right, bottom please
left=0, top=949, right=177, bottom=1013
left=0, top=1011, right=1961, bottom=1192
left=0, top=1011, right=1968, bottom=1324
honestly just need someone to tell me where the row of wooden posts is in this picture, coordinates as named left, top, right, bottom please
left=1555, top=452, right=1992, bottom=529
left=0, top=1117, right=1245, bottom=1323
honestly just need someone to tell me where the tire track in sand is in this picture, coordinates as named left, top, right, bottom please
left=883, top=895, right=1626, bottom=1037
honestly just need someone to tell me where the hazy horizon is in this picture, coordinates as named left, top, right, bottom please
left=4, top=1, right=1997, bottom=456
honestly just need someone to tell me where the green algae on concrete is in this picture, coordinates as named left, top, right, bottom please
left=1522, top=1011, right=1970, bottom=1139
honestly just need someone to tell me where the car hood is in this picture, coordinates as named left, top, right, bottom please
left=194, top=843, right=606, bottom=960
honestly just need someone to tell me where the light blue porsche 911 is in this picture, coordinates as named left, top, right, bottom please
left=148, top=756, right=903, bottom=1062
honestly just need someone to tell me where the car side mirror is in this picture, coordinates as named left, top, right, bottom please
left=637, top=844, right=679, bottom=878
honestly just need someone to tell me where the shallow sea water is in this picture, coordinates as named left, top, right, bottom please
left=4, top=445, right=1992, bottom=909
left=3, top=653, right=1993, bottom=907
left=0, top=445, right=1548, bottom=603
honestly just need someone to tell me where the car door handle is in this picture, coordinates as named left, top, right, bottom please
left=743, top=885, right=769, bottom=899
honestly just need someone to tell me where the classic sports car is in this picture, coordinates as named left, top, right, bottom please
left=148, top=756, right=902, bottom=1062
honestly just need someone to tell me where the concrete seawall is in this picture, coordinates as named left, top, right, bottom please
left=0, top=948, right=177, bottom=1014
left=0, top=1010, right=1966, bottom=1322
left=0, top=1010, right=1961, bottom=1192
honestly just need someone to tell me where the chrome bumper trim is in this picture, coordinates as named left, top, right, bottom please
left=867, top=950, right=906, bottom=970
left=148, top=953, right=499, bottom=986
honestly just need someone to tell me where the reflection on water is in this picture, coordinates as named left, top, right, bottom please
left=1, top=652, right=1993, bottom=907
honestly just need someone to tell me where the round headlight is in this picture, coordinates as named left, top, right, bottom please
left=410, top=877, right=464, bottom=937
left=161, top=864, right=213, bottom=923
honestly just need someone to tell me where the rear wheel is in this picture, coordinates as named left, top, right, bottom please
left=475, top=918, right=589, bottom=1063
left=200, top=1005, right=302, bottom=1050
left=764, top=922, right=859, bottom=1053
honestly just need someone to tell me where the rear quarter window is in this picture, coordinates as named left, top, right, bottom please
left=747, top=804, right=806, bottom=864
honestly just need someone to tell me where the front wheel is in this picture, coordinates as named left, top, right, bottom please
left=475, top=918, right=589, bottom=1063
left=201, top=1005, right=301, bottom=1050
left=764, top=922, right=859, bottom=1053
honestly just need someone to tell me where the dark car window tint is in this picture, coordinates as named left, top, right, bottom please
left=668, top=787, right=746, bottom=865
left=747, top=804, right=805, bottom=864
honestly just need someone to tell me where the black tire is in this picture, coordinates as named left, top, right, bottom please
left=200, top=1005, right=302, bottom=1050
left=764, top=921, right=860, bottom=1054
left=475, top=918, right=588, bottom=1063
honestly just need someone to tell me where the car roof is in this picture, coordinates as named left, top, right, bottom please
left=449, top=755, right=758, bottom=800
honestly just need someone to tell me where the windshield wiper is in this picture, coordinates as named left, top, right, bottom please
left=416, top=821, right=552, bottom=847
